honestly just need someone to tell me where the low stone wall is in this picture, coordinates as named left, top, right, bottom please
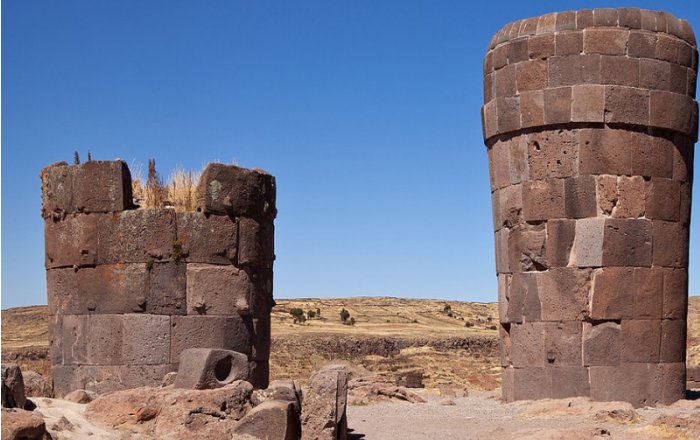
left=41, top=160, right=276, bottom=396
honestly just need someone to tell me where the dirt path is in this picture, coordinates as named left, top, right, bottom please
left=347, top=391, right=700, bottom=440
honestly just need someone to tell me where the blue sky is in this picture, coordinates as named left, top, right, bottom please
left=2, top=1, right=700, bottom=308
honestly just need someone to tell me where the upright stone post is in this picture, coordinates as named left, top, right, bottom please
left=481, top=8, right=697, bottom=407
left=41, top=160, right=275, bottom=396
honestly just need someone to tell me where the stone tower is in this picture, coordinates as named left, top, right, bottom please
left=41, top=160, right=275, bottom=397
left=482, top=8, right=696, bottom=406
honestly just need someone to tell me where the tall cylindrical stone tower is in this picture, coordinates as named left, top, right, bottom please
left=41, top=160, right=275, bottom=396
left=481, top=8, right=696, bottom=407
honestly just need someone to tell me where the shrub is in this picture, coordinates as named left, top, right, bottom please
left=316, top=308, right=321, bottom=317
left=465, top=321, right=474, bottom=328
left=349, top=317, right=356, bottom=326
left=290, top=308, right=306, bottom=324
left=340, top=308, right=350, bottom=322
left=443, top=304, right=452, bottom=314
left=307, top=310, right=316, bottom=319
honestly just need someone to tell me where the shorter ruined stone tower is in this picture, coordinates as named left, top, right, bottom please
left=41, top=160, right=275, bottom=396
left=482, top=8, right=696, bottom=406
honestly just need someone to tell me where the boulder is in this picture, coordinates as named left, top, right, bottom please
left=22, top=371, right=52, bottom=398
left=233, top=400, right=300, bottom=440
left=1, top=364, right=27, bottom=409
left=1, top=408, right=48, bottom=440
left=64, top=389, right=97, bottom=404
left=162, top=371, right=178, bottom=387
left=174, top=348, right=249, bottom=390
left=301, top=364, right=348, bottom=440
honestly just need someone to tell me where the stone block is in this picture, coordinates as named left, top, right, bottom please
left=186, top=263, right=255, bottom=315
left=614, top=176, right=645, bottom=218
left=527, top=130, right=578, bottom=179
left=537, top=267, right=591, bottom=321
left=48, top=315, right=63, bottom=365
left=579, top=128, right=632, bottom=175
left=627, top=31, right=656, bottom=58
left=1, top=364, right=27, bottom=409
left=565, top=176, right=596, bottom=219
left=509, top=322, right=545, bottom=367
left=491, top=139, right=511, bottom=190
left=672, top=134, right=693, bottom=183
left=522, top=179, right=565, bottom=221
left=238, top=218, right=275, bottom=268
left=516, top=60, right=547, bottom=92
left=583, top=321, right=621, bottom=366
left=51, top=364, right=176, bottom=397
left=501, top=367, right=514, bottom=402
left=97, top=209, right=177, bottom=264
left=618, top=8, right=642, bottom=29
left=604, top=86, right=649, bottom=126
left=44, top=214, right=99, bottom=269
left=544, top=321, right=582, bottom=366
left=655, top=363, right=686, bottom=405
left=656, top=34, right=680, bottom=63
left=555, top=32, right=583, bottom=56
left=507, top=38, right=529, bottom=64
left=589, top=267, right=633, bottom=320
left=555, top=11, right=576, bottom=31
left=602, top=219, right=652, bottom=267
left=494, top=63, right=517, bottom=98
left=631, top=134, right=673, bottom=179
left=659, top=319, right=686, bottom=363
left=497, top=96, right=521, bottom=133
left=175, top=211, right=237, bottom=264
left=233, top=400, right=300, bottom=440
left=252, top=315, right=272, bottom=361
left=147, top=261, right=187, bottom=315
left=60, top=314, right=88, bottom=365
left=509, top=136, right=530, bottom=184
left=301, top=364, right=348, bottom=440
left=639, top=58, right=671, bottom=91
left=592, top=8, right=617, bottom=26
left=492, top=184, right=522, bottom=230
left=595, top=175, right=617, bottom=216
left=121, top=314, right=170, bottom=365
left=494, top=228, right=510, bottom=274
left=483, top=72, right=493, bottom=103
left=652, top=221, right=688, bottom=267
left=482, top=100, right=498, bottom=140
left=572, top=218, right=604, bottom=267
left=549, top=56, right=588, bottom=87
left=590, top=363, right=655, bottom=407
left=40, top=161, right=133, bottom=218
left=645, top=178, right=680, bottom=221
left=650, top=91, right=693, bottom=133
left=669, top=63, right=688, bottom=95
left=680, top=182, right=691, bottom=226
left=571, top=84, right=604, bottom=122
left=173, top=348, right=249, bottom=389
left=519, top=90, right=545, bottom=128
left=536, top=13, right=556, bottom=35
left=170, top=315, right=254, bottom=363
left=520, top=17, right=539, bottom=37
left=507, top=223, right=546, bottom=272
left=584, top=28, right=628, bottom=55
left=632, top=267, right=663, bottom=319
left=511, top=367, right=550, bottom=400
left=86, top=314, right=123, bottom=365
left=40, top=162, right=73, bottom=219
left=601, top=55, right=639, bottom=87
left=47, top=264, right=148, bottom=315
left=195, top=163, right=276, bottom=221
left=550, top=366, right=590, bottom=399
left=544, top=86, right=572, bottom=124
left=509, top=272, right=540, bottom=322
left=545, top=219, right=575, bottom=267
left=528, top=34, right=555, bottom=59
left=662, top=268, right=688, bottom=319
left=621, top=319, right=660, bottom=363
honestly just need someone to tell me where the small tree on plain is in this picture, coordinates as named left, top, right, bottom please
left=307, top=310, right=316, bottom=319
left=290, top=308, right=305, bottom=324
left=340, top=308, right=350, bottom=323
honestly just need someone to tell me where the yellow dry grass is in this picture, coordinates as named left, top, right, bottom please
left=131, top=163, right=201, bottom=211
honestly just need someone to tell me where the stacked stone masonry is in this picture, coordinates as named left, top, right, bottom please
left=41, top=160, right=276, bottom=397
left=483, top=8, right=696, bottom=407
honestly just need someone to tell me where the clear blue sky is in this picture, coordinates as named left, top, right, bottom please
left=2, top=1, right=700, bottom=308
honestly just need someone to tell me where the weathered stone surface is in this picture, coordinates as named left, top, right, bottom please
left=522, top=179, right=565, bottom=221
left=621, top=320, right=661, bottom=363
left=251, top=380, right=302, bottom=420
left=98, top=209, right=177, bottom=264
left=301, top=364, right=348, bottom=440
left=176, top=211, right=238, bottom=264
left=63, top=389, right=97, bottom=404
left=507, top=223, right=546, bottom=272
left=233, top=400, right=300, bottom=440
left=572, top=218, right=604, bottom=267
left=147, top=261, right=187, bottom=315
left=174, top=348, right=249, bottom=390
left=602, top=219, right=652, bottom=266
left=21, top=371, right=52, bottom=399
left=550, top=366, right=590, bottom=399
left=510, top=322, right=545, bottom=367
left=239, top=218, right=275, bottom=268
left=583, top=321, right=621, bottom=367
left=2, top=364, right=27, bottom=409
left=544, top=321, right=582, bottom=366
left=527, top=130, right=578, bottom=179
left=545, top=219, right=574, bottom=267
left=645, top=178, right=681, bottom=221
left=44, top=214, right=99, bottom=268
left=40, top=160, right=133, bottom=218
left=1, top=408, right=48, bottom=440
left=121, top=314, right=171, bottom=365
left=52, top=364, right=176, bottom=397
left=652, top=221, right=689, bottom=267
left=537, top=268, right=591, bottom=321
left=660, top=319, right=686, bottom=363
left=186, top=263, right=255, bottom=315
left=196, top=163, right=276, bottom=221
left=170, top=315, right=254, bottom=363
